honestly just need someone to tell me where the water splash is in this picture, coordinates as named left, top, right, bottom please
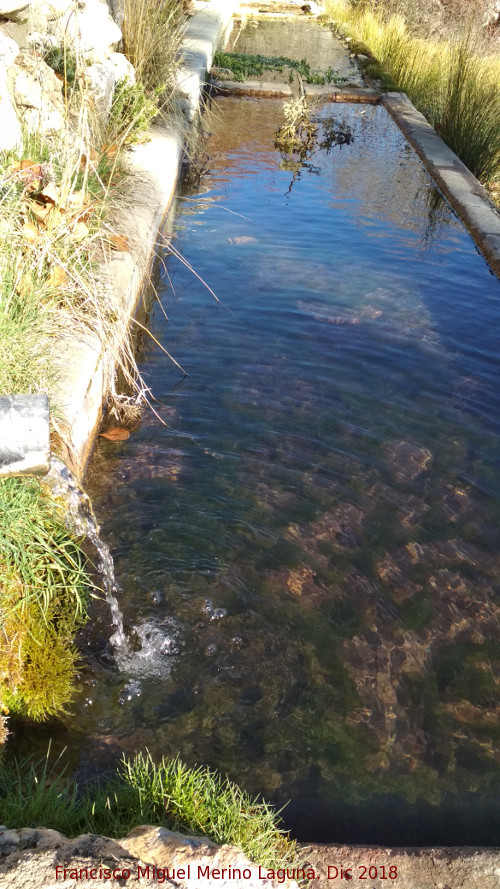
left=45, top=457, right=128, bottom=651
left=115, top=618, right=181, bottom=679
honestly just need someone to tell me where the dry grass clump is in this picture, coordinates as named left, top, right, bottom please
left=327, top=0, right=500, bottom=186
left=121, top=0, right=185, bottom=110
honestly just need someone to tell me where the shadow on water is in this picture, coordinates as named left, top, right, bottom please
left=12, top=95, right=500, bottom=846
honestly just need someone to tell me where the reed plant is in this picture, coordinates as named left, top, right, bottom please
left=326, top=0, right=500, bottom=186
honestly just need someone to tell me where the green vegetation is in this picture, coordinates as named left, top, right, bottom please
left=0, top=749, right=298, bottom=869
left=326, top=0, right=500, bottom=185
left=44, top=46, right=79, bottom=89
left=108, top=79, right=163, bottom=145
left=213, top=50, right=347, bottom=85
left=0, top=478, right=90, bottom=720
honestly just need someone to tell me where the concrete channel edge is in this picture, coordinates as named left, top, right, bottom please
left=54, top=0, right=240, bottom=480
left=382, top=91, right=500, bottom=280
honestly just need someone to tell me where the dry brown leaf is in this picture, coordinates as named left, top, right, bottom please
left=43, top=205, right=67, bottom=229
left=28, top=200, right=52, bottom=222
left=47, top=265, right=67, bottom=288
left=102, top=143, right=118, bottom=158
left=39, top=182, right=59, bottom=205
left=11, top=160, right=44, bottom=191
left=80, top=149, right=98, bottom=167
left=70, top=220, right=89, bottom=240
left=66, top=190, right=90, bottom=210
left=22, top=221, right=41, bottom=244
left=99, top=426, right=130, bottom=441
left=14, top=160, right=42, bottom=176
left=109, top=234, right=129, bottom=251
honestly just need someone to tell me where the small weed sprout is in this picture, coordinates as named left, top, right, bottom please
left=108, top=79, right=163, bottom=145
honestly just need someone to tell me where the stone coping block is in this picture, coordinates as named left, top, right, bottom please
left=178, top=0, right=239, bottom=120
left=211, top=80, right=380, bottom=102
left=303, top=842, right=500, bottom=889
left=382, top=91, right=500, bottom=279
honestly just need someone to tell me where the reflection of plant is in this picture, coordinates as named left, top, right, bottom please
left=274, top=94, right=353, bottom=187
left=274, top=95, right=319, bottom=160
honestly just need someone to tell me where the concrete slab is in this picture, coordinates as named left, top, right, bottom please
left=212, top=79, right=380, bottom=103
left=178, top=0, right=238, bottom=119
left=303, top=842, right=500, bottom=889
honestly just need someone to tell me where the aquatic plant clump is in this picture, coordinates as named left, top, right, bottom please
left=213, top=50, right=347, bottom=85
left=0, top=477, right=91, bottom=724
left=274, top=97, right=353, bottom=185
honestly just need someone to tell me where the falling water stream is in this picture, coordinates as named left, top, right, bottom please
left=45, top=457, right=127, bottom=651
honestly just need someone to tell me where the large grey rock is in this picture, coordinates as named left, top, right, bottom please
left=0, top=395, right=50, bottom=477
left=0, top=0, right=30, bottom=19
left=53, top=0, right=122, bottom=59
left=85, top=52, right=134, bottom=120
left=0, top=825, right=301, bottom=889
left=0, top=27, right=19, bottom=64
left=120, top=825, right=298, bottom=889
left=11, top=51, right=64, bottom=132
left=0, top=31, right=21, bottom=150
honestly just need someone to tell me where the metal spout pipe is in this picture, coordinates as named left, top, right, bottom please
left=0, top=394, right=50, bottom=477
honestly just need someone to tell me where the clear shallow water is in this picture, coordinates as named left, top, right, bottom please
left=17, top=98, right=500, bottom=845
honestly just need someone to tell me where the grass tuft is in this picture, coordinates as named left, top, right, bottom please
left=0, top=749, right=298, bottom=871
left=121, top=0, right=185, bottom=109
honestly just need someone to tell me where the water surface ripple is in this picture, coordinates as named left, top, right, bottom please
left=36, top=99, right=500, bottom=844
